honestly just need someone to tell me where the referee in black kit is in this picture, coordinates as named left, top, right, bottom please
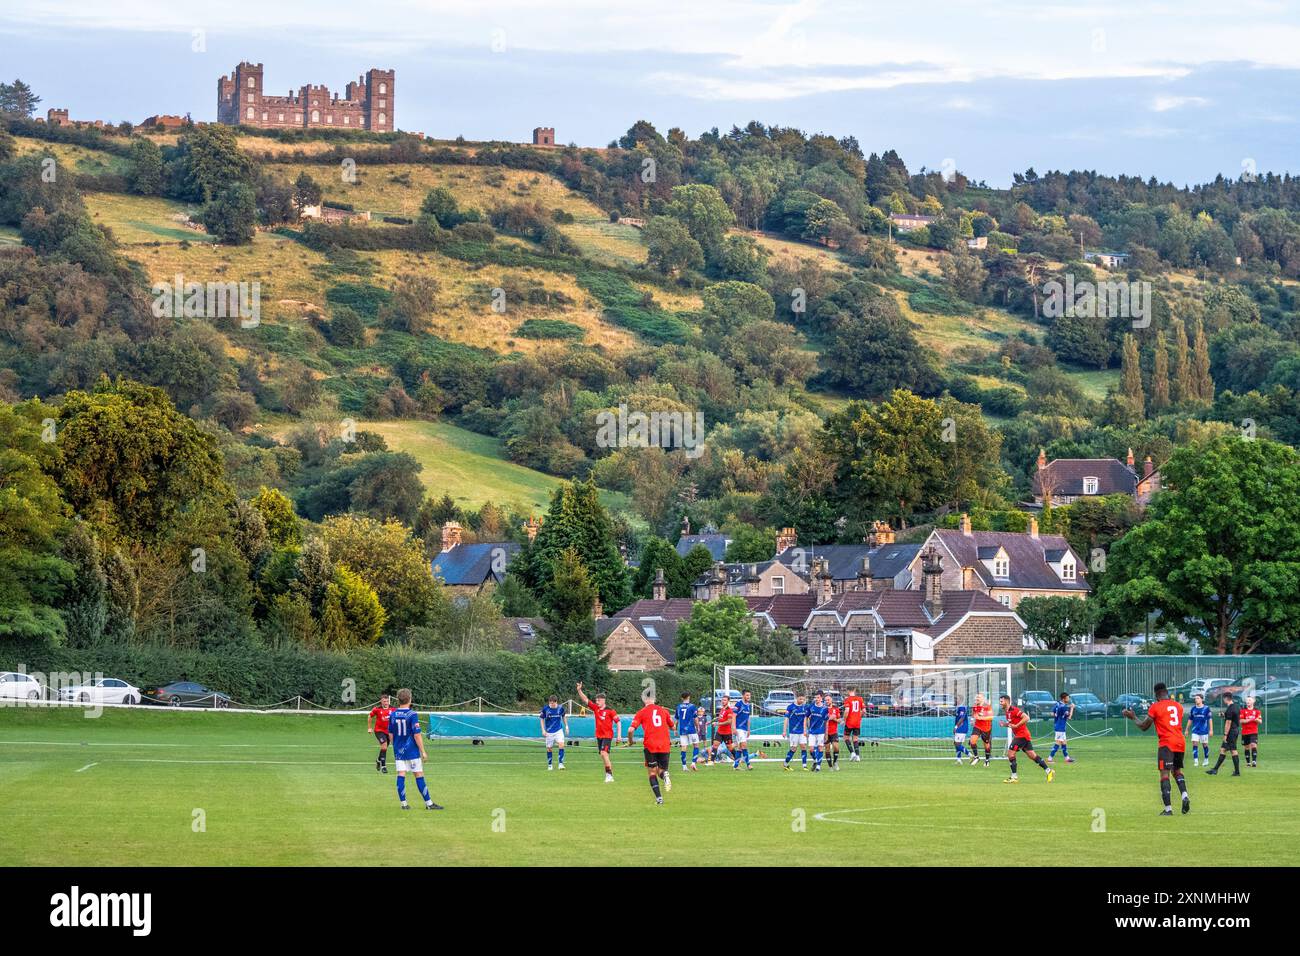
left=1207, top=691, right=1241, bottom=777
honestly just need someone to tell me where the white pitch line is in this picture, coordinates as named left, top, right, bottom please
left=74, top=762, right=97, bottom=773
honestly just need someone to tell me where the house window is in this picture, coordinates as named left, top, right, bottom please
left=771, top=575, right=784, bottom=594
left=378, top=99, right=386, bottom=108
left=377, top=112, right=386, bottom=126
left=344, top=115, right=351, bottom=125
left=326, top=115, right=333, bottom=124
left=261, top=112, right=268, bottom=122
left=278, top=112, right=285, bottom=121
left=247, top=77, right=255, bottom=88
left=997, top=594, right=1012, bottom=607
left=1083, top=476, right=1099, bottom=495
left=246, top=106, right=254, bottom=119
left=311, top=109, right=320, bottom=123
left=247, top=92, right=255, bottom=103
left=994, top=556, right=1009, bottom=578
left=379, top=82, right=387, bottom=94
left=1062, top=562, right=1076, bottom=581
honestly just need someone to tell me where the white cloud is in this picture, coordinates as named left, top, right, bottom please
left=1150, top=95, right=1210, bottom=112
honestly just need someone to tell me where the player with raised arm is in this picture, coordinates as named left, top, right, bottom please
left=1207, top=691, right=1241, bottom=777
left=1186, top=694, right=1213, bottom=766
left=842, top=688, right=865, bottom=762
left=1124, top=682, right=1189, bottom=816
left=825, top=697, right=842, bottom=771
left=968, top=693, right=994, bottom=766
left=628, top=691, right=676, bottom=805
left=732, top=690, right=753, bottom=770
left=952, top=698, right=970, bottom=764
left=806, top=692, right=829, bottom=772
left=368, top=692, right=392, bottom=774
left=783, top=692, right=811, bottom=771
left=576, top=682, right=619, bottom=783
left=540, top=694, right=568, bottom=771
left=1048, top=692, right=1075, bottom=764
left=1000, top=694, right=1053, bottom=783
left=676, top=693, right=701, bottom=771
left=1239, top=696, right=1261, bottom=768
left=388, top=688, right=442, bottom=811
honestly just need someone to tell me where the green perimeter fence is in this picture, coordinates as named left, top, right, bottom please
left=956, top=655, right=1300, bottom=736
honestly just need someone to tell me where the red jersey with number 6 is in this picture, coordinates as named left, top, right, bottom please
left=1149, top=698, right=1186, bottom=752
left=631, top=704, right=676, bottom=752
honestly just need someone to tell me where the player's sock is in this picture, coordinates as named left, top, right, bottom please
left=415, top=775, right=431, bottom=805
left=1212, top=753, right=1225, bottom=771
left=1008, top=757, right=1017, bottom=775
left=1160, top=778, right=1172, bottom=810
left=1175, top=774, right=1188, bottom=797
left=784, top=748, right=794, bottom=765
left=396, top=775, right=407, bottom=803
left=692, top=746, right=700, bottom=765
left=649, top=775, right=661, bottom=798
left=547, top=750, right=553, bottom=767
left=1232, top=755, right=1240, bottom=773
left=801, top=750, right=808, bottom=766
left=744, top=749, right=751, bottom=766
left=1060, top=744, right=1069, bottom=758
left=813, top=746, right=822, bottom=768
left=1049, top=744, right=1058, bottom=758
left=1034, top=755, right=1048, bottom=770
left=557, top=748, right=565, bottom=765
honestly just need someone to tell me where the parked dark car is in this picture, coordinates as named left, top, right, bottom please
left=1107, top=693, right=1151, bottom=717
left=864, top=693, right=895, bottom=717
left=1019, top=690, right=1056, bottom=719
left=144, top=681, right=231, bottom=708
left=1066, top=692, right=1106, bottom=719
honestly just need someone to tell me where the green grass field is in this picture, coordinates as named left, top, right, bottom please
left=3, top=707, right=1297, bottom=866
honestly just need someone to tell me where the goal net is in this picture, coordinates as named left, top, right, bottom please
left=718, top=663, right=1014, bottom=761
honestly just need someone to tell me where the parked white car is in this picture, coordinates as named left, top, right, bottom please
left=0, top=672, right=44, bottom=701
left=57, top=678, right=141, bottom=705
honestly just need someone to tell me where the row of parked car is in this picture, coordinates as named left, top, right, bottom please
left=0, top=672, right=233, bottom=707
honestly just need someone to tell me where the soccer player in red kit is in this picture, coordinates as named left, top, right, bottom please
left=826, top=699, right=842, bottom=770
left=1125, top=682, right=1190, bottom=816
left=576, top=681, right=620, bottom=783
left=842, top=688, right=865, bottom=761
left=999, top=694, right=1053, bottom=783
left=1239, top=696, right=1261, bottom=768
left=368, top=693, right=393, bottom=773
left=711, top=699, right=736, bottom=765
left=627, top=691, right=676, bottom=804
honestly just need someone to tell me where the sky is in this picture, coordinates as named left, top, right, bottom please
left=3, top=0, right=1300, bottom=187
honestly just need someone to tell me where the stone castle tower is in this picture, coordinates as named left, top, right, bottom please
left=217, top=63, right=395, bottom=132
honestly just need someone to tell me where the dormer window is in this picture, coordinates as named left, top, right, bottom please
left=994, top=555, right=1009, bottom=578
left=771, top=575, right=785, bottom=594
left=1083, top=476, right=1099, bottom=495
left=1062, top=561, right=1076, bottom=581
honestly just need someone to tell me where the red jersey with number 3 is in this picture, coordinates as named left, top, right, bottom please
left=588, top=702, right=619, bottom=737
left=631, top=704, right=675, bottom=752
left=842, top=695, right=864, bottom=728
left=1149, top=698, right=1186, bottom=752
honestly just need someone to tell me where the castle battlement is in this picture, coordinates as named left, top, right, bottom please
left=217, top=63, right=393, bottom=132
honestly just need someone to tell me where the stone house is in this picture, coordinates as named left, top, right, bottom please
left=1031, top=447, right=1160, bottom=508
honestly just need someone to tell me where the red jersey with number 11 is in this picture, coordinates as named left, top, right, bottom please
left=1149, top=698, right=1186, bottom=752
left=631, top=704, right=675, bottom=752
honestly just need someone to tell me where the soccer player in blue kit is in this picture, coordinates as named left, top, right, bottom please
left=539, top=694, right=568, bottom=770
left=1048, top=692, right=1075, bottom=764
left=676, top=693, right=701, bottom=770
left=952, top=700, right=971, bottom=764
left=1186, top=694, right=1213, bottom=766
left=732, top=690, right=753, bottom=769
left=806, top=692, right=830, bottom=771
left=389, top=688, right=442, bottom=811
left=783, top=693, right=811, bottom=770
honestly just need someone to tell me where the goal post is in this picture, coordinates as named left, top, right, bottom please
left=719, top=663, right=1014, bottom=760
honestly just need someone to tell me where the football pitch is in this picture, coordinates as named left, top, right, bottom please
left=3, top=707, right=1299, bottom=866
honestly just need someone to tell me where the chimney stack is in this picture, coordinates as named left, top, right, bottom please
left=816, top=557, right=833, bottom=605
left=592, top=595, right=603, bottom=619
left=1029, top=516, right=1039, bottom=539
left=746, top=563, right=761, bottom=596
left=921, top=547, right=944, bottom=619
left=1144, top=455, right=1154, bottom=479
left=1126, top=447, right=1135, bottom=469
left=440, top=520, right=462, bottom=552
left=857, top=554, right=873, bottom=592
left=1037, top=448, right=1047, bottom=471
left=867, top=520, right=895, bottom=547
left=960, top=513, right=972, bottom=536
left=652, top=567, right=667, bottom=602
left=775, top=526, right=798, bottom=554
left=708, top=561, right=727, bottom=601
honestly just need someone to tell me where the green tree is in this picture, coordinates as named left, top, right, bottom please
left=630, top=536, right=689, bottom=598
left=169, top=124, right=253, bottom=202
left=523, top=479, right=630, bottom=611
left=543, top=547, right=599, bottom=646
left=250, top=487, right=301, bottom=549
left=644, top=215, right=703, bottom=275
left=674, top=596, right=757, bottom=671
left=1016, top=595, right=1099, bottom=651
left=321, top=514, right=447, bottom=632
left=0, top=79, right=41, bottom=117
left=126, top=138, right=164, bottom=196
left=319, top=563, right=386, bottom=648
left=1103, top=436, right=1300, bottom=653
left=292, top=172, right=323, bottom=212
left=1192, top=318, right=1215, bottom=402
left=201, top=182, right=257, bottom=244
left=665, top=183, right=734, bottom=263
left=1150, top=330, right=1171, bottom=411
left=1120, top=333, right=1145, bottom=418
left=1171, top=318, right=1194, bottom=404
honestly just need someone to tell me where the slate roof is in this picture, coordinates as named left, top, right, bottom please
left=771, top=542, right=923, bottom=585
left=431, top=542, right=521, bottom=587
left=745, top=594, right=818, bottom=629
left=502, top=618, right=547, bottom=653
left=676, top=533, right=731, bottom=560
left=1033, top=458, right=1138, bottom=498
left=596, top=616, right=680, bottom=665
left=808, top=587, right=1016, bottom=637
left=928, top=529, right=1089, bottom=593
left=610, top=598, right=697, bottom=622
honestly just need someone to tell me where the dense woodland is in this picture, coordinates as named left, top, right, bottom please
left=3, top=77, right=1300, bottom=705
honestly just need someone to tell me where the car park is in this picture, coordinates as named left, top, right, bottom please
left=143, top=681, right=232, bottom=708
left=0, top=672, right=43, bottom=701
left=57, top=678, right=141, bottom=705
left=760, top=690, right=796, bottom=716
